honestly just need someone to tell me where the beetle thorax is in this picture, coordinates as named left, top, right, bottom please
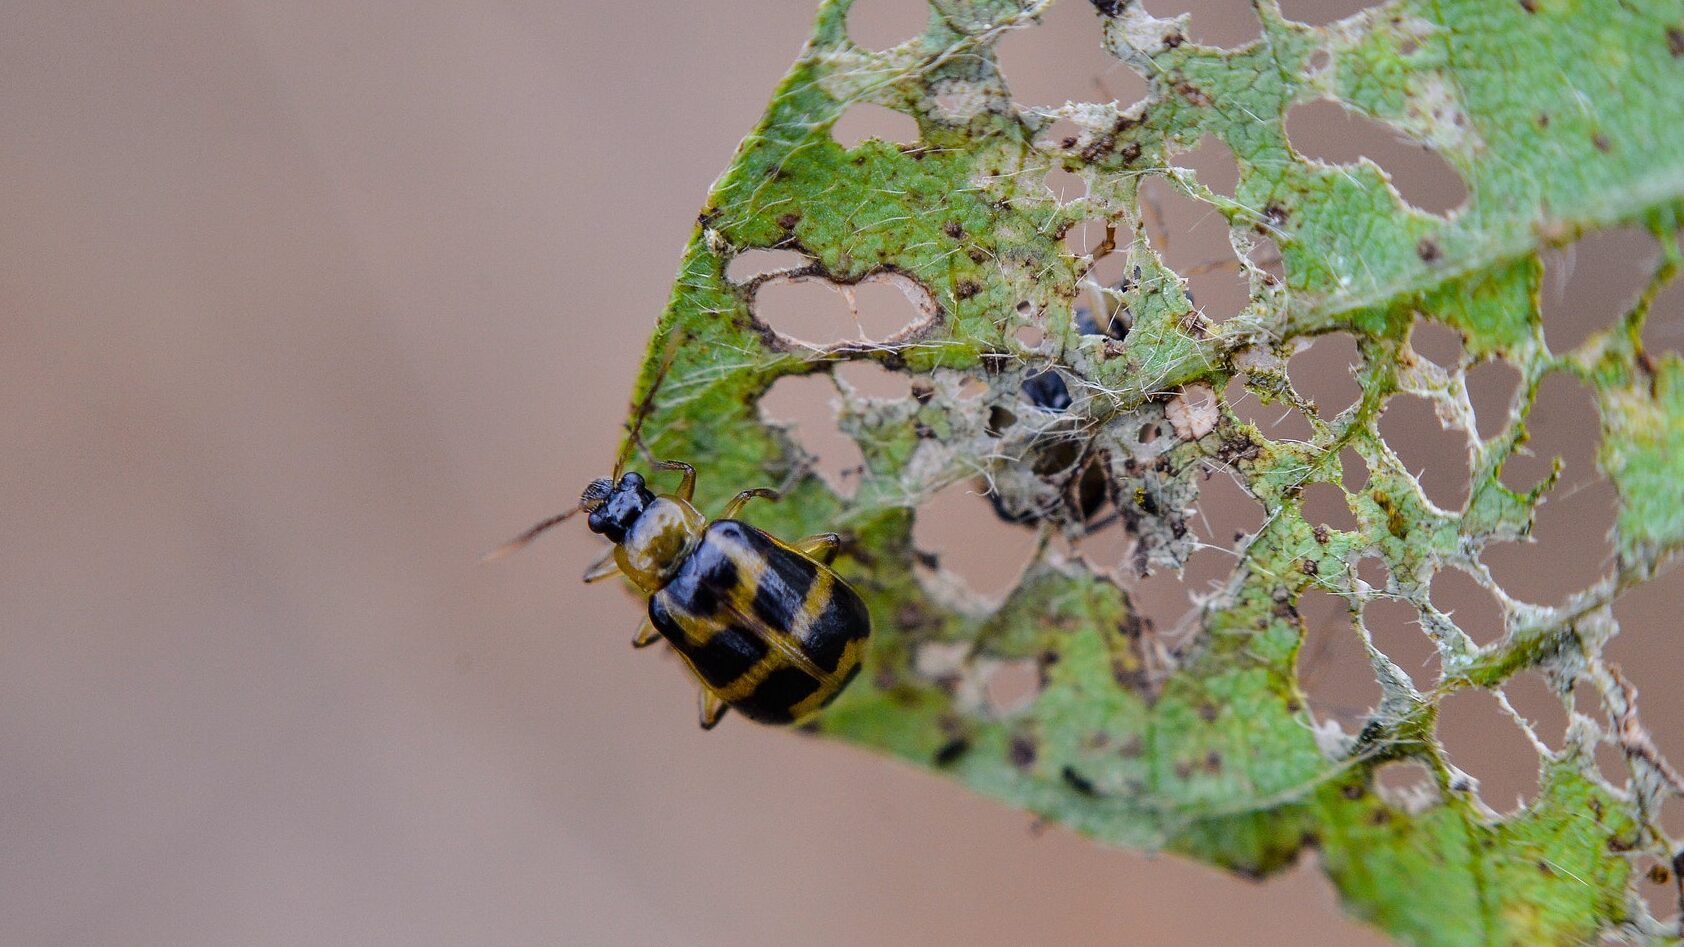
left=615, top=496, right=706, bottom=592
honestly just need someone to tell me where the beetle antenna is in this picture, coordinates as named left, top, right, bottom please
left=612, top=332, right=685, bottom=479
left=481, top=508, right=582, bottom=563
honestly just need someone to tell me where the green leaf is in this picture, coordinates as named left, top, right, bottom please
left=614, top=1, right=1684, bottom=942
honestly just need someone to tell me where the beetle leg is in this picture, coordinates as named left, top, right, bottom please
left=721, top=488, right=780, bottom=519
left=581, top=548, right=623, bottom=583
left=653, top=460, right=696, bottom=501
left=795, top=532, right=842, bottom=565
left=698, top=690, right=729, bottom=730
left=631, top=617, right=662, bottom=649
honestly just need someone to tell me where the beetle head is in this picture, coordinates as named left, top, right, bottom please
left=583, top=472, right=655, bottom=543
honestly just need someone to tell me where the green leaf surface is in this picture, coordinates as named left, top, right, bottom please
left=614, top=1, right=1684, bottom=942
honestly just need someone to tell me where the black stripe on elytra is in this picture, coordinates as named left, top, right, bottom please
left=735, top=665, right=823, bottom=724
left=668, top=538, right=739, bottom=619
left=798, top=581, right=871, bottom=673
left=647, top=595, right=688, bottom=646
left=687, top=624, right=769, bottom=690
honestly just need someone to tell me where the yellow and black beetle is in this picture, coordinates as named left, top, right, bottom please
left=496, top=460, right=871, bottom=730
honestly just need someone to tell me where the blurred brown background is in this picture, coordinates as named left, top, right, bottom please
left=2, top=1, right=1676, bottom=944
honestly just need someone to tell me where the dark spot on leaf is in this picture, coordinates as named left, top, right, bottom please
left=777, top=212, right=800, bottom=231
left=1009, top=734, right=1038, bottom=768
left=955, top=279, right=981, bottom=300
left=1204, top=750, right=1222, bottom=772
left=1174, top=760, right=1195, bottom=780
left=1417, top=238, right=1441, bottom=263
left=1163, top=31, right=1185, bottom=48
left=1370, top=808, right=1391, bottom=825
left=944, top=219, right=965, bottom=238
left=1648, top=862, right=1672, bottom=885
left=1374, top=490, right=1409, bottom=539
left=1593, top=132, right=1612, bottom=152
left=1343, top=782, right=1366, bottom=800
left=1301, top=559, right=1319, bottom=576
left=1536, top=112, right=1550, bottom=128
left=1669, top=27, right=1684, bottom=57
left=1175, top=82, right=1212, bottom=108
left=1518, top=0, right=1536, bottom=11
left=1314, top=524, right=1331, bottom=544
left=1198, top=702, right=1219, bottom=721
left=1091, top=0, right=1124, bottom=14
left=933, top=737, right=971, bottom=767
left=911, top=380, right=934, bottom=404
left=1061, top=766, right=1099, bottom=795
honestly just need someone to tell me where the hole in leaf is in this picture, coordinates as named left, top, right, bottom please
left=1608, top=572, right=1684, bottom=768
left=1065, top=217, right=1129, bottom=289
left=832, top=103, right=921, bottom=149
left=728, top=248, right=811, bottom=284
left=834, top=360, right=909, bottom=399
left=1307, top=48, right=1332, bottom=72
left=1279, top=0, right=1383, bottom=25
left=1484, top=476, right=1617, bottom=607
left=1284, top=100, right=1468, bottom=215
left=1540, top=225, right=1659, bottom=353
left=1298, top=589, right=1380, bottom=731
left=1644, top=270, right=1684, bottom=356
left=996, top=0, right=1148, bottom=107
left=1301, top=482, right=1357, bottom=532
left=987, top=405, right=1018, bottom=436
left=1634, top=856, right=1680, bottom=923
left=1502, top=671, right=1568, bottom=752
left=1466, top=358, right=1522, bottom=441
left=1593, top=739, right=1627, bottom=788
left=1289, top=332, right=1361, bottom=417
left=1142, top=179, right=1248, bottom=319
left=846, top=0, right=929, bottom=50
left=1500, top=373, right=1599, bottom=492
left=1411, top=321, right=1464, bottom=369
left=1190, top=467, right=1267, bottom=547
left=1429, top=567, right=1505, bottom=646
left=1356, top=555, right=1388, bottom=592
left=1015, top=324, right=1047, bottom=349
left=958, top=376, right=990, bottom=400
left=1436, top=688, right=1542, bottom=814
left=1125, top=545, right=1232, bottom=644
left=1362, top=596, right=1439, bottom=690
left=1379, top=393, right=1470, bottom=510
left=1375, top=760, right=1439, bottom=812
left=1156, top=0, right=1263, bottom=47
left=754, top=274, right=932, bottom=345
left=982, top=658, right=1041, bottom=715
left=1225, top=376, right=1314, bottom=442
left=913, top=480, right=1040, bottom=600
left=1340, top=446, right=1370, bottom=492
left=1037, top=116, right=1082, bottom=151
left=1663, top=795, right=1683, bottom=840
left=759, top=374, right=864, bottom=499
left=1178, top=135, right=1240, bottom=198
left=1045, top=166, right=1086, bottom=203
